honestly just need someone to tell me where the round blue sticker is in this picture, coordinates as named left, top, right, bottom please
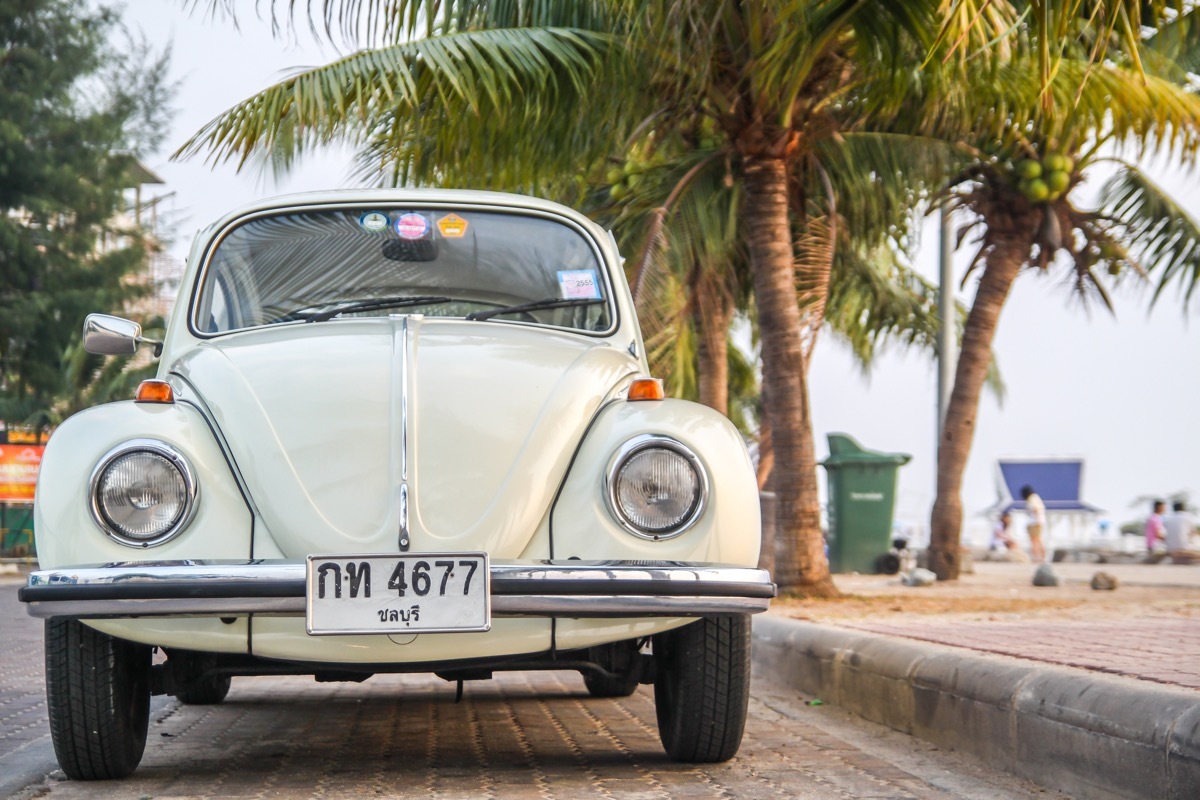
left=395, top=213, right=430, bottom=240
left=358, top=211, right=389, bottom=232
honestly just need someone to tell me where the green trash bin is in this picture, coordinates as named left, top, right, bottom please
left=821, top=433, right=911, bottom=574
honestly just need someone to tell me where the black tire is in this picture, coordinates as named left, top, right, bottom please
left=653, top=615, right=751, bottom=763
left=876, top=553, right=902, bottom=575
left=583, top=671, right=638, bottom=698
left=45, top=618, right=152, bottom=780
left=176, top=674, right=232, bottom=705
left=582, top=641, right=640, bottom=698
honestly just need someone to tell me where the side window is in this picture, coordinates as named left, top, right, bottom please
left=200, top=273, right=233, bottom=333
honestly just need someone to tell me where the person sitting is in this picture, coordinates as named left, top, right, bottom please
left=989, top=511, right=1029, bottom=562
left=1164, top=501, right=1200, bottom=565
left=1145, top=499, right=1169, bottom=563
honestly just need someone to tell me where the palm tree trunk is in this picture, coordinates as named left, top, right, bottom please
left=694, top=270, right=731, bottom=415
left=741, top=154, right=836, bottom=597
left=928, top=238, right=1027, bottom=580
left=756, top=392, right=774, bottom=491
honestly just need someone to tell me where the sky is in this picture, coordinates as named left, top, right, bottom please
left=118, top=1, right=1200, bottom=548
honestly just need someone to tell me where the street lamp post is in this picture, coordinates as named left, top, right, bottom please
left=937, top=208, right=956, bottom=441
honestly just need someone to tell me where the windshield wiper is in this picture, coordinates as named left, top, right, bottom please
left=302, top=295, right=453, bottom=323
left=464, top=297, right=605, bottom=322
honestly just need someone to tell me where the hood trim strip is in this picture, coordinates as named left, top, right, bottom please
left=397, top=317, right=410, bottom=551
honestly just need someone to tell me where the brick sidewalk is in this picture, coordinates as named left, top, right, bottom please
left=842, top=616, right=1200, bottom=690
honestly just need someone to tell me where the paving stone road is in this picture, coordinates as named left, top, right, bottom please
left=0, top=580, right=48, bottom=775
left=1, top=581, right=1066, bottom=800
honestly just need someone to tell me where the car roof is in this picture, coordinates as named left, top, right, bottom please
left=201, top=188, right=605, bottom=239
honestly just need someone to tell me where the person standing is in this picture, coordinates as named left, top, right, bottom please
left=1145, top=500, right=1167, bottom=559
left=1021, top=485, right=1047, bottom=563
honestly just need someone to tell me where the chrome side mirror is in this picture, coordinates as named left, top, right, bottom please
left=83, top=314, right=162, bottom=357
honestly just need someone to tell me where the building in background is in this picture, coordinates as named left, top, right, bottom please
left=112, top=157, right=184, bottom=321
left=987, top=458, right=1105, bottom=557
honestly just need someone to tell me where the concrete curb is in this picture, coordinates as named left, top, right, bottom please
left=753, top=615, right=1200, bottom=800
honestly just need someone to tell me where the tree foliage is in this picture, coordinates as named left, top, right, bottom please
left=925, top=0, right=1200, bottom=580
left=179, top=0, right=1004, bottom=597
left=0, top=0, right=175, bottom=425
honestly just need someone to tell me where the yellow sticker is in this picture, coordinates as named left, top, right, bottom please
left=437, top=213, right=469, bottom=238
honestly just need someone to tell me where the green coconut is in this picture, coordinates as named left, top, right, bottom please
left=1045, top=170, right=1070, bottom=193
left=1022, top=178, right=1050, bottom=202
left=1044, top=154, right=1075, bottom=174
left=1016, top=159, right=1043, bottom=179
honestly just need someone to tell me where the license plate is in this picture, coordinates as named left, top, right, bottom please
left=305, top=553, right=490, bottom=635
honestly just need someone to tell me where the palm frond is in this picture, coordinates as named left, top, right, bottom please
left=1141, top=6, right=1200, bottom=79
left=953, top=53, right=1200, bottom=157
left=824, top=238, right=1005, bottom=397
left=824, top=243, right=941, bottom=367
left=1100, top=163, right=1200, bottom=307
left=189, top=1, right=617, bottom=46
left=617, top=155, right=743, bottom=383
left=795, top=213, right=836, bottom=361
left=813, top=132, right=963, bottom=248
left=174, top=27, right=615, bottom=172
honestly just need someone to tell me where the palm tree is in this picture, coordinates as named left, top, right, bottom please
left=180, top=1, right=998, bottom=595
left=924, top=5, right=1200, bottom=579
left=606, top=133, right=959, bottom=424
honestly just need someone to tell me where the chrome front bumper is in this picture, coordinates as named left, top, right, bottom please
left=19, top=560, right=776, bottom=619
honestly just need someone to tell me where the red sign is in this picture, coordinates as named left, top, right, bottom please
left=0, top=444, right=43, bottom=503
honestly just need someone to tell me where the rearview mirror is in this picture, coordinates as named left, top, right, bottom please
left=83, top=314, right=161, bottom=357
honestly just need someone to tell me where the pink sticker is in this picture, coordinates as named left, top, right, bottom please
left=558, top=270, right=602, bottom=299
left=395, top=213, right=430, bottom=240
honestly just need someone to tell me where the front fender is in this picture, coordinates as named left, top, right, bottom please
left=550, top=399, right=761, bottom=566
left=34, top=401, right=252, bottom=569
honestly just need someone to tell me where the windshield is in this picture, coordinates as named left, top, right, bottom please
left=192, top=206, right=614, bottom=335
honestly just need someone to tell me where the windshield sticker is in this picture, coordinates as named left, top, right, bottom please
left=437, top=213, right=469, bottom=238
left=358, top=211, right=390, bottom=232
left=558, top=270, right=602, bottom=300
left=395, top=213, right=431, bottom=240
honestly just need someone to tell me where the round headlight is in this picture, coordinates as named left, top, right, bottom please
left=607, top=436, right=707, bottom=539
left=90, top=440, right=197, bottom=547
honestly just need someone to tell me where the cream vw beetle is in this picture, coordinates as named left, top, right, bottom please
left=21, top=190, right=774, bottom=779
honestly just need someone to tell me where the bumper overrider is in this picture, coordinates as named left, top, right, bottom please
left=19, top=560, right=776, bottom=620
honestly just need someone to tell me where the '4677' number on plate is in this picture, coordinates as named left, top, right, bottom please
left=387, top=559, right=479, bottom=597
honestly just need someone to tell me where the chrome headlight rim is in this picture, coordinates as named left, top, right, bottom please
left=88, top=438, right=199, bottom=548
left=605, top=434, right=709, bottom=540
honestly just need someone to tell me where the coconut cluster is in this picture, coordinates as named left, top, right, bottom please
left=1013, top=154, right=1073, bottom=203
left=607, top=149, right=669, bottom=201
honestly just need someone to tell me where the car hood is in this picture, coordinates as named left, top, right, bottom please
left=171, top=318, right=638, bottom=559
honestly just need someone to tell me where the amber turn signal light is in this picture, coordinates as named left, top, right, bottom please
left=135, top=380, right=175, bottom=404
left=627, top=378, right=665, bottom=401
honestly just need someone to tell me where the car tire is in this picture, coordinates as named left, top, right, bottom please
left=653, top=615, right=750, bottom=763
left=583, top=671, right=639, bottom=698
left=582, top=641, right=640, bottom=698
left=176, top=674, right=232, bottom=705
left=45, top=618, right=152, bottom=780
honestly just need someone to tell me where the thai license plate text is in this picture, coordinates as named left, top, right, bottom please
left=306, top=553, right=490, bottom=635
